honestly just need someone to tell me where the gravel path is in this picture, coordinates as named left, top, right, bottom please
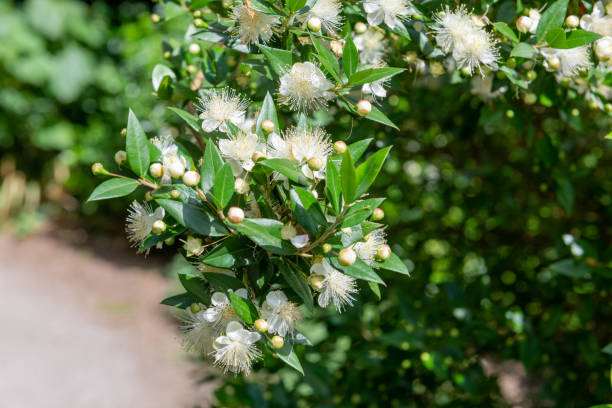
left=0, top=233, right=215, bottom=408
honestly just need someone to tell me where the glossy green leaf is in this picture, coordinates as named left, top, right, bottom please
left=257, top=44, right=293, bottom=77
left=510, top=42, right=537, bottom=58
left=290, top=187, right=326, bottom=236
left=178, top=274, right=210, bottom=304
left=500, top=66, right=529, bottom=89
left=368, top=281, right=381, bottom=300
left=326, top=156, right=341, bottom=214
left=310, top=35, right=340, bottom=82
left=274, top=341, right=304, bottom=375
left=259, top=158, right=308, bottom=184
left=87, top=178, right=139, bottom=201
left=279, top=263, right=313, bottom=311
left=168, top=107, right=201, bottom=132
left=228, top=292, right=259, bottom=324
left=152, top=64, right=176, bottom=91
left=213, top=162, right=234, bottom=209
left=201, top=236, right=254, bottom=268
left=536, top=0, right=569, bottom=41
left=366, top=106, right=399, bottom=130
left=141, top=224, right=186, bottom=252
left=492, top=22, right=519, bottom=44
left=126, top=109, right=150, bottom=177
left=200, top=139, right=224, bottom=193
left=287, top=0, right=307, bottom=12
left=329, top=256, right=385, bottom=284
left=202, top=272, right=245, bottom=292
left=378, top=253, right=410, bottom=275
left=348, top=67, right=404, bottom=85
left=343, top=34, right=358, bottom=78
left=341, top=149, right=357, bottom=204
left=354, top=146, right=391, bottom=198
left=160, top=292, right=196, bottom=309
left=341, top=198, right=385, bottom=228
left=156, top=198, right=228, bottom=236
left=230, top=218, right=294, bottom=254
left=347, top=138, right=373, bottom=162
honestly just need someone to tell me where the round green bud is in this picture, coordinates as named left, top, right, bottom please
left=526, top=70, right=537, bottom=81
left=333, top=140, right=347, bottom=154
left=271, top=335, right=284, bottom=349
left=190, top=303, right=201, bottom=314
left=322, top=243, right=332, bottom=254
left=152, top=220, right=166, bottom=234
left=150, top=14, right=160, bottom=24
left=506, top=109, right=515, bottom=118
left=254, top=319, right=269, bottom=333
left=505, top=58, right=517, bottom=69
left=371, top=207, right=384, bottom=221
left=524, top=93, right=537, bottom=105
left=91, top=162, right=108, bottom=176
left=114, top=150, right=127, bottom=166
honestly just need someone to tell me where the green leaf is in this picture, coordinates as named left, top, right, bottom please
left=202, top=272, right=245, bottom=292
left=536, top=0, right=569, bottom=42
left=547, top=259, right=589, bottom=278
left=341, top=150, right=357, bottom=204
left=168, top=107, right=201, bottom=132
left=152, top=64, right=176, bottom=92
left=179, top=274, right=210, bottom=304
left=378, top=253, right=410, bottom=275
left=165, top=2, right=187, bottom=20
left=274, top=341, right=304, bottom=375
left=126, top=109, right=151, bottom=177
left=190, top=0, right=212, bottom=9
left=200, top=139, right=224, bottom=193
left=310, top=35, right=340, bottom=82
left=366, top=106, right=399, bottom=130
left=368, top=281, right=381, bottom=300
left=545, top=27, right=567, bottom=47
left=141, top=224, right=186, bottom=252
left=256, top=92, right=280, bottom=138
left=279, top=263, right=313, bottom=311
left=602, top=343, right=612, bottom=355
left=259, top=158, right=308, bottom=184
left=500, top=66, right=529, bottom=89
left=160, top=292, right=196, bottom=309
left=228, top=292, right=259, bottom=324
left=354, top=146, right=391, bottom=198
left=341, top=198, right=385, bottom=228
left=290, top=187, right=327, bottom=236
left=549, top=29, right=602, bottom=48
left=343, top=34, right=358, bottom=78
left=201, top=237, right=254, bottom=268
left=257, top=44, right=294, bottom=77
left=492, top=22, right=519, bottom=44
left=287, top=0, right=307, bottom=11
left=230, top=218, right=294, bottom=254
left=329, top=256, right=385, bottom=284
left=326, top=156, right=341, bottom=214
left=510, top=42, right=537, bottom=58
left=348, top=67, right=405, bottom=85
left=556, top=178, right=574, bottom=212
left=87, top=178, right=139, bottom=201
left=212, top=163, right=235, bottom=209
left=157, top=198, right=228, bottom=236
left=347, top=138, right=373, bottom=162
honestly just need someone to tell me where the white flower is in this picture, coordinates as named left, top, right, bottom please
left=290, top=234, right=310, bottom=248
left=218, top=132, right=264, bottom=175
left=278, top=62, right=336, bottom=112
left=310, top=259, right=358, bottom=312
left=297, top=0, right=343, bottom=34
left=433, top=6, right=499, bottom=75
left=151, top=135, right=187, bottom=184
left=197, top=88, right=249, bottom=133
left=203, top=289, right=249, bottom=336
left=352, top=228, right=386, bottom=267
left=267, top=127, right=332, bottom=179
left=176, top=305, right=215, bottom=354
left=213, top=321, right=261, bottom=375
left=261, top=291, right=302, bottom=337
left=540, top=46, right=592, bottom=77
left=182, top=236, right=203, bottom=257
left=232, top=4, right=280, bottom=45
left=580, top=1, right=612, bottom=37
left=363, top=0, right=413, bottom=29
left=125, top=201, right=165, bottom=251
left=354, top=29, right=386, bottom=64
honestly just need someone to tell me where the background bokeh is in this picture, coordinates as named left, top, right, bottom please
left=1, top=0, right=611, bottom=407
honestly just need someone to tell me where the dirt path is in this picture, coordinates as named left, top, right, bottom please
left=0, top=232, right=216, bottom=408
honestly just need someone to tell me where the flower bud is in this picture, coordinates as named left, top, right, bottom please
left=376, top=244, right=391, bottom=261
left=356, top=100, right=372, bottom=116
left=163, top=51, right=171, bottom=59
left=150, top=163, right=164, bottom=178
left=281, top=223, right=297, bottom=240
left=252, top=151, right=266, bottom=163
left=187, top=65, right=197, bottom=74
left=371, top=207, right=384, bottom=221
left=194, top=18, right=205, bottom=27
left=182, top=170, right=200, bottom=187
left=308, top=156, right=323, bottom=171
left=354, top=22, right=367, bottom=34
left=460, top=67, right=472, bottom=77
left=516, top=16, right=533, bottom=33
left=193, top=10, right=202, bottom=17
left=311, top=189, right=318, bottom=199
left=227, top=206, right=245, bottom=223
left=121, top=128, right=127, bottom=137
left=333, top=140, right=347, bottom=154
left=594, top=37, right=612, bottom=61
left=171, top=189, right=180, bottom=199
left=235, top=177, right=250, bottom=194
left=526, top=70, right=537, bottom=81
left=547, top=56, right=561, bottom=70
left=254, top=319, right=269, bottom=333
left=164, top=236, right=175, bottom=245
left=271, top=335, right=284, bottom=349
left=310, top=274, right=325, bottom=290
left=188, top=43, right=201, bottom=55
left=114, top=150, right=126, bottom=166
left=523, top=93, right=537, bottom=105
left=150, top=13, right=160, bottom=24
left=168, top=161, right=185, bottom=178
left=152, top=220, right=167, bottom=234
left=571, top=108, right=580, bottom=117
left=322, top=243, right=332, bottom=253
left=506, top=110, right=515, bottom=119
left=505, top=58, right=517, bottom=69
left=565, top=15, right=579, bottom=28
left=91, top=162, right=108, bottom=176
left=190, top=303, right=201, bottom=314
left=338, top=248, right=356, bottom=266
left=261, top=119, right=275, bottom=133
left=307, top=17, right=322, bottom=32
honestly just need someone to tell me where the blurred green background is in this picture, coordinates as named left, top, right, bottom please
left=1, top=0, right=611, bottom=407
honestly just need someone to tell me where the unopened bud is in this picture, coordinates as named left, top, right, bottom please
left=516, top=16, right=533, bottom=33
left=338, top=248, right=356, bottom=266
left=371, top=207, right=384, bottom=221
left=271, top=335, right=284, bottom=349
left=152, top=220, right=166, bottom=234
left=308, top=157, right=323, bottom=171
left=114, top=150, right=127, bottom=166
left=91, top=162, right=108, bottom=176
left=376, top=244, right=391, bottom=261
left=461, top=67, right=472, bottom=77
left=187, top=65, right=197, bottom=74
left=356, top=99, right=372, bottom=116
left=164, top=236, right=175, bottom=245
left=261, top=119, right=275, bottom=133
left=310, top=274, right=325, bottom=290
left=526, top=70, right=537, bottom=81
left=235, top=177, right=250, bottom=194
left=190, top=303, right=201, bottom=314
left=322, top=243, right=332, bottom=253
left=145, top=191, right=153, bottom=201
left=163, top=51, right=171, bottom=59
left=150, top=162, right=164, bottom=178
left=571, top=108, right=580, bottom=117
left=565, top=15, right=579, bottom=28
left=254, top=319, right=269, bottom=333
left=189, top=43, right=200, bottom=55
left=121, top=128, right=127, bottom=137
left=151, top=13, right=160, bottom=24
left=524, top=93, right=537, bottom=105
left=506, top=109, right=515, bottom=118
left=595, top=37, right=612, bottom=61
left=168, top=161, right=185, bottom=178
left=547, top=56, right=561, bottom=70
left=307, top=17, right=322, bottom=32
left=171, top=189, right=180, bottom=199
left=354, top=22, right=367, bottom=34
left=227, top=206, right=245, bottom=223
left=182, top=170, right=200, bottom=187
left=194, top=18, right=205, bottom=27
left=193, top=10, right=202, bottom=17
left=333, top=140, right=347, bottom=154
left=505, top=58, right=517, bottom=69
left=252, top=151, right=266, bottom=162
